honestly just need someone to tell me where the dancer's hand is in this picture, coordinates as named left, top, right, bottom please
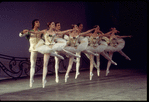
left=22, top=29, right=29, bottom=34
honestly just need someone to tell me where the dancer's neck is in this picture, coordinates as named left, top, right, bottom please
left=33, top=27, right=39, bottom=32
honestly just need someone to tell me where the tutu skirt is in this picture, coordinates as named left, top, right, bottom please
left=64, top=46, right=77, bottom=53
left=35, top=39, right=54, bottom=54
left=52, top=38, right=67, bottom=51
left=96, top=41, right=108, bottom=53
left=105, top=38, right=125, bottom=52
left=76, top=37, right=88, bottom=52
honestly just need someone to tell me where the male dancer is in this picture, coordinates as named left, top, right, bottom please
left=19, top=19, right=43, bottom=87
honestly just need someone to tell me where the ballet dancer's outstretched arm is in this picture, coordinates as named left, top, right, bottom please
left=19, top=29, right=30, bottom=37
left=115, top=35, right=132, bottom=39
left=79, top=28, right=95, bottom=36
left=28, top=29, right=46, bottom=34
left=55, top=29, right=75, bottom=35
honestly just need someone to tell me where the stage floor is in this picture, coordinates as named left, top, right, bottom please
left=0, top=68, right=147, bottom=101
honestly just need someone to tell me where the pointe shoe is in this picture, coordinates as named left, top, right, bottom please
left=42, top=80, right=47, bottom=88
left=106, top=70, right=109, bottom=76
left=55, top=77, right=59, bottom=83
left=29, top=79, right=34, bottom=88
left=65, top=75, right=69, bottom=83
left=111, top=60, right=117, bottom=65
left=75, top=72, right=80, bottom=79
left=97, top=69, right=100, bottom=76
left=126, top=57, right=131, bottom=61
left=90, top=72, right=93, bottom=80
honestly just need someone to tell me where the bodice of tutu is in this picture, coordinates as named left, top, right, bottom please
left=67, top=35, right=79, bottom=47
left=109, top=38, right=118, bottom=47
left=88, top=36, right=99, bottom=47
left=99, top=36, right=110, bottom=44
left=44, top=33, right=56, bottom=45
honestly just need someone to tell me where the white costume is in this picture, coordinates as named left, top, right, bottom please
left=84, top=36, right=118, bottom=80
left=53, top=35, right=81, bottom=83
left=63, top=35, right=89, bottom=82
left=104, top=37, right=131, bottom=76
left=35, top=31, right=67, bottom=88
left=19, top=30, right=42, bottom=88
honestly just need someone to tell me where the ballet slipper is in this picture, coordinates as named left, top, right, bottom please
left=90, top=72, right=93, bottom=80
left=65, top=74, right=69, bottom=83
left=97, top=69, right=100, bottom=76
left=42, top=79, right=47, bottom=88
left=75, top=72, right=80, bottom=79
left=55, top=76, right=59, bottom=83
left=29, top=79, right=34, bottom=88
left=106, top=70, right=110, bottom=76
left=111, top=60, right=117, bottom=65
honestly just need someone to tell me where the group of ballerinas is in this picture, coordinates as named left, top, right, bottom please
left=19, top=19, right=131, bottom=88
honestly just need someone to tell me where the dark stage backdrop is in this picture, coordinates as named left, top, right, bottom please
left=0, top=1, right=147, bottom=70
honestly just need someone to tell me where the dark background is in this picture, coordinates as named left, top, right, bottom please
left=0, top=1, right=147, bottom=70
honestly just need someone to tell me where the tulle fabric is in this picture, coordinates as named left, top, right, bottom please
left=35, top=39, right=54, bottom=54
left=105, top=38, right=125, bottom=52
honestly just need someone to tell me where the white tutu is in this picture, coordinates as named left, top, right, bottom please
left=105, top=38, right=125, bottom=52
left=52, top=42, right=66, bottom=51
left=96, top=41, right=108, bottom=53
left=76, top=37, right=88, bottom=52
left=115, top=38, right=125, bottom=51
left=36, top=45, right=54, bottom=54
left=86, top=46, right=97, bottom=53
left=35, top=39, right=54, bottom=54
left=64, top=46, right=77, bottom=53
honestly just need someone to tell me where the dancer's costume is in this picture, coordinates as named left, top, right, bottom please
left=104, top=37, right=131, bottom=76
left=35, top=32, right=64, bottom=59
left=53, top=34, right=81, bottom=83
left=19, top=29, right=43, bottom=87
left=63, top=35, right=88, bottom=82
left=83, top=35, right=118, bottom=80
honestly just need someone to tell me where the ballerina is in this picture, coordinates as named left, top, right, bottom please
left=30, top=21, right=76, bottom=88
left=64, top=24, right=96, bottom=82
left=104, top=27, right=131, bottom=76
left=53, top=22, right=80, bottom=83
left=82, top=25, right=117, bottom=80
left=75, top=23, right=100, bottom=79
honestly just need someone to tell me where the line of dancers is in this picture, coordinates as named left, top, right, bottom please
left=19, top=19, right=131, bottom=88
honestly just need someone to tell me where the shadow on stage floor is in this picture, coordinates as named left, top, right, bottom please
left=0, top=68, right=147, bottom=101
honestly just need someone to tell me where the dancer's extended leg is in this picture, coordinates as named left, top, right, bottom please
left=101, top=51, right=117, bottom=65
left=118, top=50, right=131, bottom=60
left=29, top=51, right=38, bottom=88
left=106, top=52, right=113, bottom=76
left=42, top=53, right=50, bottom=88
left=62, top=48, right=80, bottom=58
left=84, top=50, right=99, bottom=56
left=65, top=56, right=74, bottom=82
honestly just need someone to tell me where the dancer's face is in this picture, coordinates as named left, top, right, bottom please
left=73, top=25, right=79, bottom=31
left=49, top=22, right=55, bottom=29
left=78, top=24, right=83, bottom=31
left=34, top=21, right=40, bottom=28
left=55, top=23, right=61, bottom=30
